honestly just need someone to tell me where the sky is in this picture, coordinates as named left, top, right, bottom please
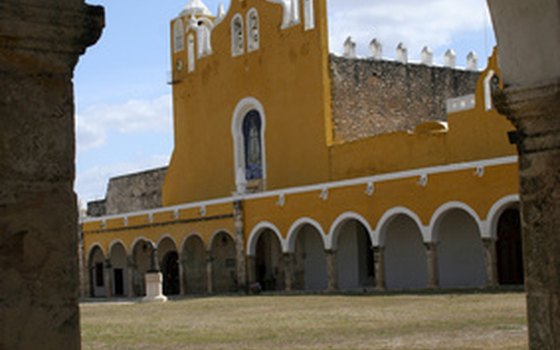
left=74, top=0, right=495, bottom=207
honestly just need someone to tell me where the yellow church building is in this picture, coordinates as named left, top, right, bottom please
left=81, top=0, right=522, bottom=298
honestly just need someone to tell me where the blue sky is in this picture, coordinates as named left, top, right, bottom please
left=75, top=0, right=495, bottom=207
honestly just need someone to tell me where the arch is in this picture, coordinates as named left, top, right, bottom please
left=496, top=206, right=523, bottom=285
left=173, top=18, right=185, bottom=53
left=196, top=18, right=213, bottom=57
left=181, top=234, right=207, bottom=294
left=435, top=207, right=486, bottom=288
left=486, top=194, right=520, bottom=240
left=292, top=223, right=328, bottom=291
left=187, top=33, right=195, bottom=73
left=254, top=227, right=285, bottom=291
left=285, top=217, right=327, bottom=253
left=130, top=237, right=154, bottom=296
left=247, top=221, right=283, bottom=256
left=130, top=236, right=154, bottom=255
left=428, top=201, right=484, bottom=243
left=210, top=230, right=238, bottom=293
left=108, top=239, right=127, bottom=256
left=108, top=241, right=128, bottom=296
left=379, top=213, right=428, bottom=290
left=232, top=98, right=267, bottom=193
left=157, top=236, right=179, bottom=295
left=88, top=245, right=107, bottom=298
left=209, top=229, right=235, bottom=249
left=231, top=13, right=244, bottom=57
left=327, top=212, right=374, bottom=250
left=179, top=232, right=207, bottom=254
left=329, top=212, right=375, bottom=290
left=157, top=234, right=179, bottom=250
left=87, top=243, right=106, bottom=262
left=375, top=207, right=427, bottom=247
left=246, top=8, right=259, bottom=52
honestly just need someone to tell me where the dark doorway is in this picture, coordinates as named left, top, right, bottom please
left=497, top=208, right=524, bottom=285
left=255, top=230, right=284, bottom=291
left=162, top=251, right=180, bottom=295
left=113, top=268, right=124, bottom=296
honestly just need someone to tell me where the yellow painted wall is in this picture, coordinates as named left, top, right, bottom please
left=163, top=0, right=333, bottom=206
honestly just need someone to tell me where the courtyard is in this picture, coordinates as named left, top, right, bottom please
left=81, top=291, right=527, bottom=350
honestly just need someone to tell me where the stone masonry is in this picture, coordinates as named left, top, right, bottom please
left=0, top=1, right=103, bottom=349
left=330, top=55, right=480, bottom=143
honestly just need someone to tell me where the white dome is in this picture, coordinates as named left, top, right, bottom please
left=181, top=0, right=212, bottom=17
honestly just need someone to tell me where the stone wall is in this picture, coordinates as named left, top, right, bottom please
left=87, top=167, right=167, bottom=216
left=330, top=55, right=480, bottom=142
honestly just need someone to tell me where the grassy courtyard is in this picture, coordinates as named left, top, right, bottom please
left=81, top=292, right=528, bottom=350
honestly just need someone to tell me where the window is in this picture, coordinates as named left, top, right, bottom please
left=197, top=19, right=213, bottom=57
left=173, top=19, right=185, bottom=53
left=187, top=33, right=195, bottom=73
left=242, top=110, right=263, bottom=180
left=95, top=262, right=104, bottom=287
left=231, top=14, right=244, bottom=57
left=304, top=0, right=315, bottom=31
left=246, top=9, right=260, bottom=52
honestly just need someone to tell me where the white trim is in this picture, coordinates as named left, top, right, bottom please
left=187, top=33, right=196, bottom=73
left=179, top=232, right=207, bottom=253
left=231, top=97, right=267, bottom=192
left=156, top=234, right=179, bottom=251
left=375, top=207, right=427, bottom=247
left=485, top=194, right=520, bottom=240
left=81, top=156, right=518, bottom=225
left=231, top=13, right=244, bottom=57
left=247, top=221, right=284, bottom=256
left=326, top=212, right=374, bottom=251
left=108, top=240, right=128, bottom=257
left=285, top=217, right=327, bottom=253
left=428, top=201, right=485, bottom=243
left=173, top=18, right=185, bottom=53
left=484, top=70, right=496, bottom=111
left=209, top=229, right=235, bottom=250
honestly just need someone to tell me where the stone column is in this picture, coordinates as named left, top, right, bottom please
left=127, top=257, right=135, bottom=298
left=233, top=200, right=248, bottom=292
left=206, top=251, right=214, bottom=294
left=373, top=246, right=386, bottom=291
left=246, top=255, right=256, bottom=286
left=494, top=82, right=560, bottom=349
left=104, top=259, right=113, bottom=298
left=283, top=253, right=295, bottom=292
left=179, top=257, right=187, bottom=296
left=0, top=2, right=103, bottom=349
left=326, top=250, right=338, bottom=292
left=425, top=242, right=439, bottom=289
left=482, top=238, right=498, bottom=288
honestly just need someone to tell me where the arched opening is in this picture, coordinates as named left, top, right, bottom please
left=335, top=220, right=375, bottom=290
left=182, top=235, right=207, bottom=294
left=242, top=110, right=264, bottom=190
left=255, top=229, right=285, bottom=291
left=211, top=232, right=237, bottom=293
left=231, top=14, right=244, bottom=57
left=109, top=243, right=128, bottom=297
left=173, top=18, right=185, bottom=53
left=157, top=237, right=180, bottom=296
left=293, top=224, right=328, bottom=291
left=131, top=239, right=152, bottom=296
left=246, top=8, right=259, bottom=52
left=88, top=246, right=106, bottom=297
left=437, top=209, right=486, bottom=288
left=383, top=215, right=428, bottom=290
left=497, top=207, right=524, bottom=285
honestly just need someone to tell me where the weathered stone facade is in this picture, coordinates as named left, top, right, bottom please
left=330, top=55, right=479, bottom=142
left=87, top=167, right=167, bottom=216
left=0, top=1, right=103, bottom=349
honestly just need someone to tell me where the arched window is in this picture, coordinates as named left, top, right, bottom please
left=187, top=33, right=195, bottom=73
left=232, top=98, right=267, bottom=193
left=246, top=8, right=260, bottom=52
left=173, top=19, right=185, bottom=53
left=231, top=14, right=244, bottom=57
left=197, top=19, right=213, bottom=58
left=303, top=0, right=315, bottom=31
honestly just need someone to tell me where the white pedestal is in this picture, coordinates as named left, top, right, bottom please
left=142, top=272, right=168, bottom=303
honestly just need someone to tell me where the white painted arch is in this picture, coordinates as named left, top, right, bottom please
left=485, top=194, right=520, bottom=240
left=156, top=234, right=179, bottom=251
left=108, top=239, right=128, bottom=257
left=130, top=236, right=155, bottom=255
left=428, top=201, right=485, bottom=243
left=375, top=207, right=428, bottom=247
left=327, top=212, right=374, bottom=250
left=247, top=221, right=284, bottom=256
left=209, top=229, right=235, bottom=250
left=285, top=217, right=327, bottom=253
left=231, top=97, right=268, bottom=192
left=179, top=232, right=207, bottom=253
left=87, top=243, right=106, bottom=262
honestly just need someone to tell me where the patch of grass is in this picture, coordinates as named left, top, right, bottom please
left=81, top=292, right=528, bottom=350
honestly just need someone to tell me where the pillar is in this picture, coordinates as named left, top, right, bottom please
left=234, top=200, right=248, bottom=292
left=425, top=242, right=439, bottom=289
left=283, top=253, right=295, bottom=292
left=326, top=250, right=338, bottom=292
left=482, top=238, right=498, bottom=288
left=246, top=255, right=256, bottom=287
left=104, top=260, right=113, bottom=298
left=127, top=257, right=135, bottom=298
left=206, top=251, right=213, bottom=294
left=0, top=2, right=103, bottom=349
left=179, top=257, right=187, bottom=296
left=373, top=246, right=386, bottom=291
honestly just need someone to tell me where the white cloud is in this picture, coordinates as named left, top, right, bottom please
left=76, top=154, right=170, bottom=203
left=76, top=94, right=172, bottom=152
left=327, top=0, right=492, bottom=60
